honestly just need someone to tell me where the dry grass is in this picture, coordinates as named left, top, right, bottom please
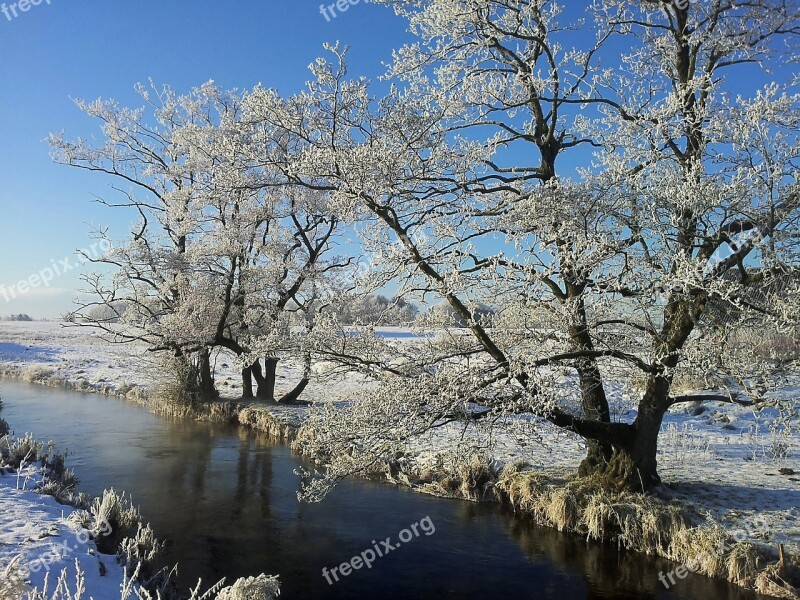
left=495, top=464, right=797, bottom=596
left=384, top=451, right=499, bottom=500
left=668, top=525, right=729, bottom=578
left=496, top=466, right=686, bottom=555
left=755, top=561, right=800, bottom=599
left=726, top=327, right=800, bottom=364
left=240, top=406, right=298, bottom=442
left=726, top=542, right=763, bottom=587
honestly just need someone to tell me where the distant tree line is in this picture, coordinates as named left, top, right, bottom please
left=333, top=295, right=419, bottom=325
left=1, top=314, right=34, bottom=322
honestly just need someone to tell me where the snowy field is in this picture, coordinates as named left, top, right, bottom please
left=1, top=320, right=799, bottom=571
left=0, top=320, right=360, bottom=405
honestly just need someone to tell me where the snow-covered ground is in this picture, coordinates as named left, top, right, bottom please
left=1, top=320, right=798, bottom=563
left=0, top=465, right=133, bottom=599
left=0, top=320, right=361, bottom=404
left=658, top=402, right=800, bottom=554
left=0, top=449, right=281, bottom=600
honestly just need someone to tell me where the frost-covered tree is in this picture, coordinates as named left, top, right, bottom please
left=333, top=294, right=420, bottom=325
left=6, top=314, right=33, bottom=322
left=272, top=1, right=800, bottom=494
left=51, top=82, right=347, bottom=402
left=427, top=302, right=496, bottom=327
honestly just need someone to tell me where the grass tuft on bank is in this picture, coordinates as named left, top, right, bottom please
left=495, top=463, right=800, bottom=598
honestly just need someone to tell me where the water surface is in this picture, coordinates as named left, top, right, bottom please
left=0, top=380, right=763, bottom=599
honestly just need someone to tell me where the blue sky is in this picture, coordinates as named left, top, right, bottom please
left=0, top=1, right=793, bottom=317
left=0, top=0, right=410, bottom=317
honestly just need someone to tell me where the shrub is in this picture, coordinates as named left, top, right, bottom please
left=1, top=433, right=44, bottom=468
left=217, top=574, right=281, bottom=600
left=23, top=564, right=281, bottom=600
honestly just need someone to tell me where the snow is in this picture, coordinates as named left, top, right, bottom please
left=0, top=320, right=364, bottom=404
left=657, top=399, right=800, bottom=554
left=0, top=321, right=155, bottom=393
left=0, top=465, right=133, bottom=599
left=406, top=388, right=800, bottom=556
left=1, top=319, right=799, bottom=568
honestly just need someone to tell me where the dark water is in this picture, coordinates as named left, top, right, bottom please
left=0, top=380, right=763, bottom=600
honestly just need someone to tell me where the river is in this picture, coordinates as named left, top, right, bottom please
left=0, top=380, right=762, bottom=599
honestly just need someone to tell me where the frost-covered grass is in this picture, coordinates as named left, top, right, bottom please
left=0, top=432, right=85, bottom=507
left=0, top=462, right=142, bottom=599
left=17, top=563, right=280, bottom=600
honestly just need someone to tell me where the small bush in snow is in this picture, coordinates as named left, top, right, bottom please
left=118, top=522, right=164, bottom=579
left=22, top=562, right=281, bottom=600
left=1, top=433, right=44, bottom=469
left=90, top=489, right=158, bottom=549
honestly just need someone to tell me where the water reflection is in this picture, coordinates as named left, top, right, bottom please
left=502, top=510, right=758, bottom=600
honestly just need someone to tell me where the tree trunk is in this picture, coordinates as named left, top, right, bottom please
left=579, top=440, right=615, bottom=477
left=596, top=420, right=662, bottom=492
left=277, top=377, right=309, bottom=404
left=576, top=361, right=613, bottom=476
left=277, top=355, right=312, bottom=404
left=198, top=348, right=218, bottom=401
left=251, top=357, right=278, bottom=401
left=586, top=379, right=669, bottom=492
left=241, top=366, right=254, bottom=399
left=588, top=294, right=706, bottom=491
left=568, top=300, right=615, bottom=475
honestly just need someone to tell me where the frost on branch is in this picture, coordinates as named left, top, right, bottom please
left=287, top=0, right=800, bottom=493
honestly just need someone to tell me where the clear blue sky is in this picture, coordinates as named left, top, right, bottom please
left=0, top=1, right=791, bottom=318
left=0, top=0, right=410, bottom=317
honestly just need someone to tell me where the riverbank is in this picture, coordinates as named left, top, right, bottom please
left=0, top=466, right=135, bottom=599
left=0, top=425, right=282, bottom=599
left=2, top=320, right=799, bottom=598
